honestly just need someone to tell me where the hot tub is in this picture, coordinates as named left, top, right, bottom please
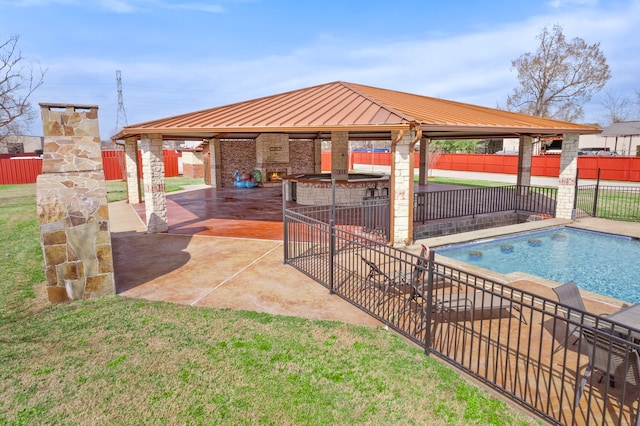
left=282, top=173, right=389, bottom=205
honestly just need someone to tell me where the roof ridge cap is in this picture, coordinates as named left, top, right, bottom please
left=339, top=81, right=415, bottom=124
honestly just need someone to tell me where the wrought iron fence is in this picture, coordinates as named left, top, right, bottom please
left=284, top=206, right=640, bottom=425
left=576, top=185, right=640, bottom=222
left=414, top=185, right=557, bottom=223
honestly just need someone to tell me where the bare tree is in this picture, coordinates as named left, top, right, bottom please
left=0, top=35, right=46, bottom=139
left=506, top=25, right=610, bottom=122
left=600, top=90, right=633, bottom=124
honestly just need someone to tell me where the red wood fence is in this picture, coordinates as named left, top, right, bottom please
left=0, top=150, right=181, bottom=185
left=349, top=152, right=640, bottom=182
left=3, top=151, right=639, bottom=185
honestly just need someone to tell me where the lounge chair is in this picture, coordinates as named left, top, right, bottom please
left=435, top=289, right=520, bottom=323
left=576, top=326, right=640, bottom=425
left=359, top=255, right=413, bottom=305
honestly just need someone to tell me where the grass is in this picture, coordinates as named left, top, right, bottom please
left=426, top=177, right=508, bottom=188
left=0, top=183, right=537, bottom=425
left=576, top=188, right=640, bottom=222
left=106, top=176, right=205, bottom=202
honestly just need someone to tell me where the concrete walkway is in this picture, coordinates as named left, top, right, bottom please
left=108, top=200, right=381, bottom=327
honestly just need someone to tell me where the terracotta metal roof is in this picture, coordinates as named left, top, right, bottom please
left=112, top=81, right=601, bottom=140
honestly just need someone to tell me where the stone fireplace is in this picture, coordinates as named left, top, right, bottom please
left=255, top=133, right=291, bottom=185
left=265, top=169, right=287, bottom=183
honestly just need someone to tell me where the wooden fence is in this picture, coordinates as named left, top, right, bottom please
left=349, top=152, right=640, bottom=182
left=0, top=150, right=181, bottom=185
left=3, top=151, right=639, bottom=185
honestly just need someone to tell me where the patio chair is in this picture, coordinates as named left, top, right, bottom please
left=576, top=326, right=640, bottom=425
left=552, top=281, right=596, bottom=350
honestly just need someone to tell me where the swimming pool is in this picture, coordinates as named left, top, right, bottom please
left=435, top=227, right=640, bottom=303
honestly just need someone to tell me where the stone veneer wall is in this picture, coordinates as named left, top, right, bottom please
left=36, top=104, right=115, bottom=303
left=289, top=140, right=315, bottom=175
left=220, top=140, right=256, bottom=187
left=290, top=179, right=389, bottom=205
left=413, top=212, right=547, bottom=240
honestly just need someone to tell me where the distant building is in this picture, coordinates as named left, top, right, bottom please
left=0, top=135, right=43, bottom=154
left=598, top=121, right=640, bottom=156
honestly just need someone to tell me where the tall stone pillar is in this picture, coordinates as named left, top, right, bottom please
left=124, top=137, right=141, bottom=204
left=208, top=138, right=222, bottom=188
left=516, top=135, right=533, bottom=187
left=330, top=131, right=349, bottom=180
left=140, top=134, right=168, bottom=232
left=419, top=137, right=429, bottom=185
left=313, top=138, right=322, bottom=173
left=391, top=130, right=415, bottom=247
left=556, top=133, right=580, bottom=219
left=36, top=103, right=115, bottom=303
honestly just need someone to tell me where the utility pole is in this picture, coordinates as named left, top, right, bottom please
left=115, top=70, right=128, bottom=130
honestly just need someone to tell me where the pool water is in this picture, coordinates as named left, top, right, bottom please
left=435, top=227, right=640, bottom=304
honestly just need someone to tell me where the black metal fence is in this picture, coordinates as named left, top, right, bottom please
left=284, top=207, right=640, bottom=425
left=576, top=185, right=640, bottom=222
left=414, top=185, right=557, bottom=223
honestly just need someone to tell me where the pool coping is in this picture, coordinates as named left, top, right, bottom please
left=415, top=218, right=635, bottom=309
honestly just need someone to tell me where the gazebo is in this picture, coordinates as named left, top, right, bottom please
left=112, top=81, right=600, bottom=246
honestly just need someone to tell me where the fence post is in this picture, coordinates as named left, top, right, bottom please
left=572, top=168, right=579, bottom=218
left=592, top=168, right=601, bottom=217
left=282, top=180, right=289, bottom=263
left=423, top=249, right=435, bottom=355
left=329, top=179, right=336, bottom=294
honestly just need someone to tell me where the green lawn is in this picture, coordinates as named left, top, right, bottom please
left=107, top=176, right=205, bottom=202
left=0, top=183, right=536, bottom=425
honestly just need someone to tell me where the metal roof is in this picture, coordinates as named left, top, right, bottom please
left=112, top=81, right=601, bottom=141
left=600, top=121, right=640, bottom=137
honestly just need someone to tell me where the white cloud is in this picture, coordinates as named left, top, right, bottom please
left=19, top=0, right=640, bottom=137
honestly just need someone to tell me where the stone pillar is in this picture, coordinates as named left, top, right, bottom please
left=313, top=138, right=322, bottom=173
left=391, top=130, right=415, bottom=247
left=331, top=131, right=349, bottom=180
left=208, top=138, right=222, bottom=188
left=124, top=137, right=141, bottom=204
left=516, top=135, right=533, bottom=187
left=256, top=133, right=290, bottom=182
left=419, top=137, right=429, bottom=185
left=36, top=103, right=115, bottom=303
left=556, top=133, right=580, bottom=219
left=140, top=134, right=168, bottom=232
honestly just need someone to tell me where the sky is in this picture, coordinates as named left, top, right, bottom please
left=2, top=0, right=639, bottom=140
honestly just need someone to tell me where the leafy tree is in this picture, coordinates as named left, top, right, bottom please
left=0, top=35, right=46, bottom=141
left=506, top=25, right=610, bottom=122
left=430, top=139, right=479, bottom=153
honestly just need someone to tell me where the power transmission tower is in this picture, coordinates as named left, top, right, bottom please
left=115, top=70, right=128, bottom=129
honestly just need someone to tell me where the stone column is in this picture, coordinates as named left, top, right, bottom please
left=556, top=133, right=580, bottom=219
left=419, top=137, right=429, bottom=185
left=390, top=130, right=415, bottom=247
left=208, top=138, right=222, bottom=188
left=124, top=137, right=141, bottom=204
left=331, top=131, right=349, bottom=181
left=36, top=103, right=115, bottom=303
left=313, top=138, right=322, bottom=173
left=140, top=134, right=168, bottom=232
left=516, top=135, right=533, bottom=187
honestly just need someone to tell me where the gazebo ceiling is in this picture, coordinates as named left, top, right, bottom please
left=112, top=81, right=601, bottom=141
